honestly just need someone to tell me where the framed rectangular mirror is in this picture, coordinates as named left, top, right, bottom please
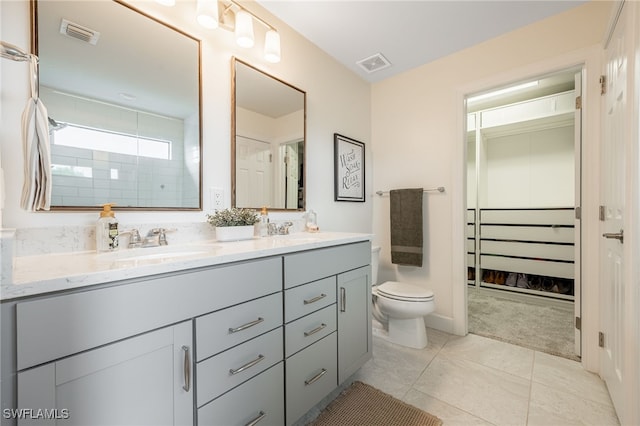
left=232, top=57, right=306, bottom=211
left=31, top=0, right=202, bottom=210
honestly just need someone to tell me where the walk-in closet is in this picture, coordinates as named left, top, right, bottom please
left=466, top=68, right=582, bottom=359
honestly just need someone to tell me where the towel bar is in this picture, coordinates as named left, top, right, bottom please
left=375, top=187, right=445, bottom=196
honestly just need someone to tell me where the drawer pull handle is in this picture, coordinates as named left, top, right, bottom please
left=181, top=345, right=191, bottom=392
left=305, top=368, right=327, bottom=386
left=229, top=354, right=265, bottom=375
left=245, top=411, right=266, bottom=426
left=229, top=317, right=264, bottom=334
left=304, top=294, right=327, bottom=305
left=304, top=323, right=327, bottom=337
left=340, top=287, right=346, bottom=312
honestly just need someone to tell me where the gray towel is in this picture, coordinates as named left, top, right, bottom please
left=390, top=188, right=423, bottom=267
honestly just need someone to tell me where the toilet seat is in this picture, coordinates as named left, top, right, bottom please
left=376, top=281, right=434, bottom=302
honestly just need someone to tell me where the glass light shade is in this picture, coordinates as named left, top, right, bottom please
left=197, top=0, right=219, bottom=29
left=235, top=10, right=254, bottom=48
left=264, top=30, right=281, bottom=63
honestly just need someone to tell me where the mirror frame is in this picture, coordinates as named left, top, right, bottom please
left=231, top=57, right=307, bottom=211
left=30, top=0, right=203, bottom=211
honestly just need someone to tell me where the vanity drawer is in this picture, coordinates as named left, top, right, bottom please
left=197, top=327, right=283, bottom=407
left=285, top=333, right=337, bottom=425
left=196, top=292, right=282, bottom=361
left=284, top=241, right=371, bottom=288
left=198, top=362, right=284, bottom=426
left=284, top=276, right=336, bottom=322
left=285, top=304, right=336, bottom=357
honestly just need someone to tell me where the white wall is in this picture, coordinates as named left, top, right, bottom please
left=485, top=125, right=575, bottom=208
left=370, top=1, right=611, bottom=338
left=0, top=0, right=371, bottom=234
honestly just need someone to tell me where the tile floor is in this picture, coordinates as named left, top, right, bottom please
left=349, top=330, right=620, bottom=426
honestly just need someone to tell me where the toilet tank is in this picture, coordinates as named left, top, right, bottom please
left=371, top=246, right=381, bottom=285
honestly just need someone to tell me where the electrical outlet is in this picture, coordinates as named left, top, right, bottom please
left=211, top=187, right=224, bottom=209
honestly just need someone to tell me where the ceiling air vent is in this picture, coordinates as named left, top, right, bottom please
left=356, top=53, right=391, bottom=74
left=59, top=19, right=100, bottom=45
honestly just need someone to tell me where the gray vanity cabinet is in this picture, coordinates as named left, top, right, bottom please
left=283, top=241, right=371, bottom=425
left=12, top=257, right=282, bottom=426
left=337, top=265, right=372, bottom=383
left=17, top=321, right=193, bottom=426
left=8, top=240, right=371, bottom=426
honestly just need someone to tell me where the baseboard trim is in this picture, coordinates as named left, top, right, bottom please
left=424, top=313, right=455, bottom=335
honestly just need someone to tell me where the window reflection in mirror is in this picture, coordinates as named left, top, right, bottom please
left=232, top=58, right=306, bottom=210
left=32, top=0, right=202, bottom=209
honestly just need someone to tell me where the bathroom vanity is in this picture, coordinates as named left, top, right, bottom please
left=0, top=233, right=372, bottom=426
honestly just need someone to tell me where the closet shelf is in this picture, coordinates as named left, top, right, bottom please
left=470, top=207, right=576, bottom=300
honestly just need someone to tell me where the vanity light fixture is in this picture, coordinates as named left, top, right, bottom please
left=196, top=0, right=219, bottom=30
left=154, top=0, right=281, bottom=63
left=234, top=9, right=254, bottom=48
left=264, top=29, right=281, bottom=63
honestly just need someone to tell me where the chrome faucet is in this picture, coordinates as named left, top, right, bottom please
left=143, top=228, right=171, bottom=247
left=121, top=229, right=143, bottom=249
left=268, top=221, right=294, bottom=235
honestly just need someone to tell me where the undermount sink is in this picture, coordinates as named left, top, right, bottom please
left=271, top=234, right=323, bottom=243
left=102, top=244, right=219, bottom=263
left=114, top=250, right=209, bottom=262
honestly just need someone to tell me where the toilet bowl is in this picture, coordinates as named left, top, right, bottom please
left=371, top=246, right=435, bottom=349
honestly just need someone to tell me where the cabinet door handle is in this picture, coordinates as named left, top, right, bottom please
left=229, top=354, right=265, bottom=375
left=304, top=294, right=327, bottom=305
left=181, top=345, right=191, bottom=392
left=340, top=287, right=346, bottom=312
left=304, top=368, right=327, bottom=386
left=229, top=317, right=264, bottom=334
left=245, top=411, right=266, bottom=426
left=304, top=323, right=327, bottom=337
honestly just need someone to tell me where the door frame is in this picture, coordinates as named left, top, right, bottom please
left=451, top=45, right=603, bottom=372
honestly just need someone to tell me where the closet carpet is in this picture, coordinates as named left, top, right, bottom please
left=468, top=289, right=578, bottom=361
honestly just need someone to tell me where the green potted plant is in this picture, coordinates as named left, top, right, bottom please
left=206, top=208, right=259, bottom=241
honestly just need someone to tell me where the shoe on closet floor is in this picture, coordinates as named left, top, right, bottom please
left=517, top=273, right=530, bottom=289
left=541, top=277, right=554, bottom=291
left=483, top=270, right=496, bottom=283
left=506, top=272, right=517, bottom=287
left=556, top=279, right=573, bottom=294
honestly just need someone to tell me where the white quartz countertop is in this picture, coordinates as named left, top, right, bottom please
left=3, top=232, right=372, bottom=301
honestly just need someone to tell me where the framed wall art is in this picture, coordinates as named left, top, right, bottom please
left=334, top=133, right=365, bottom=202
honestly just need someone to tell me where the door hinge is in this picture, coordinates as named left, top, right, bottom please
left=599, top=205, right=606, bottom=221
left=575, top=317, right=581, bottom=330
left=575, top=206, right=581, bottom=220
left=599, top=332, right=605, bottom=348
left=575, top=95, right=582, bottom=110
left=599, top=75, right=607, bottom=95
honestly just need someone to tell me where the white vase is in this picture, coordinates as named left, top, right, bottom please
left=215, top=225, right=255, bottom=242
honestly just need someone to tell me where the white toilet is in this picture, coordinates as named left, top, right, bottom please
left=371, top=246, right=435, bottom=349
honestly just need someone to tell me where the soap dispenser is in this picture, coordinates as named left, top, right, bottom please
left=258, top=206, right=270, bottom=237
left=305, top=210, right=319, bottom=233
left=96, top=203, right=119, bottom=252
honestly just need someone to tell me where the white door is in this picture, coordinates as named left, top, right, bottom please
left=236, top=136, right=273, bottom=208
left=601, top=1, right=628, bottom=418
left=285, top=142, right=299, bottom=209
left=18, top=322, right=193, bottom=426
